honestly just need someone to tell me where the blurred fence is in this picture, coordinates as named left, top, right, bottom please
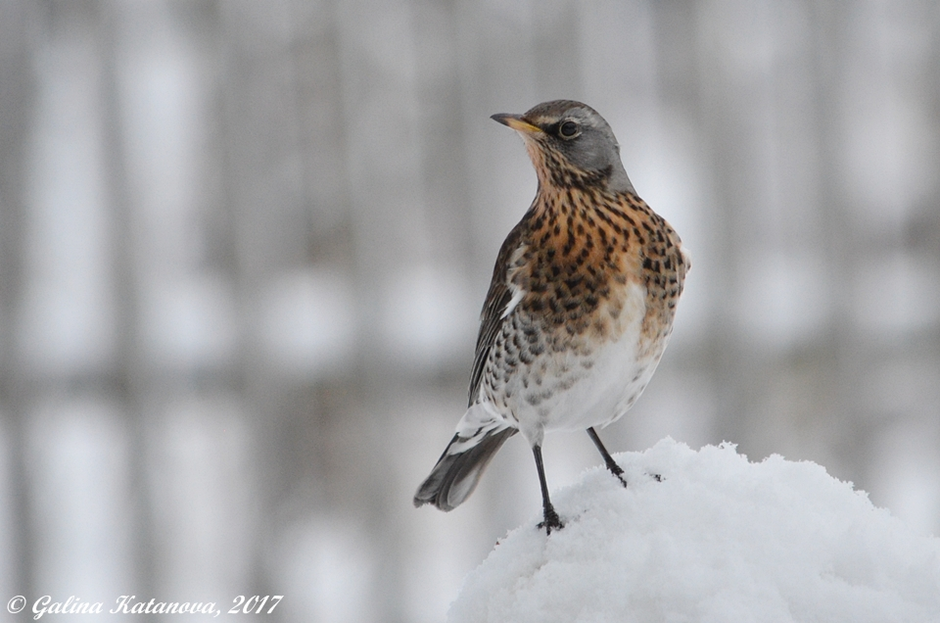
left=0, top=1, right=938, bottom=621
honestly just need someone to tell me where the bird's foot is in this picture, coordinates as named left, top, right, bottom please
left=587, top=428, right=628, bottom=488
left=605, top=459, right=629, bottom=488
left=537, top=506, right=564, bottom=535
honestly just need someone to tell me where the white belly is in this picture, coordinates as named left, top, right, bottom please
left=541, top=333, right=662, bottom=433
left=478, top=281, right=668, bottom=447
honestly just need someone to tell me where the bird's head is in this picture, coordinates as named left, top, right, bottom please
left=492, top=100, right=634, bottom=194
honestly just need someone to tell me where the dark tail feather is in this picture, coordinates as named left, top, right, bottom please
left=414, top=427, right=517, bottom=511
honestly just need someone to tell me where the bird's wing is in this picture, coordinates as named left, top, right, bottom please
left=467, top=219, right=529, bottom=407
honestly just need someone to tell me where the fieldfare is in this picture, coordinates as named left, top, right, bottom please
left=414, top=100, right=690, bottom=533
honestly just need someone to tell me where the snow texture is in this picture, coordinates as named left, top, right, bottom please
left=448, top=439, right=940, bottom=623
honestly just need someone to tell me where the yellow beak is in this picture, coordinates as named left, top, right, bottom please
left=490, top=113, right=542, bottom=135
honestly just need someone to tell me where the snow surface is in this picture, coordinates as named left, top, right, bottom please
left=448, top=438, right=940, bottom=623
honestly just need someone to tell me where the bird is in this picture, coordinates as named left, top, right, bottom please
left=413, top=100, right=689, bottom=533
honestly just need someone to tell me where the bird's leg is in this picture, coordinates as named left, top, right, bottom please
left=587, top=427, right=628, bottom=487
left=532, top=445, right=564, bottom=534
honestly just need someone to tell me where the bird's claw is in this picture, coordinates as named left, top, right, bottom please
left=605, top=460, right=629, bottom=488
left=537, top=508, right=564, bottom=534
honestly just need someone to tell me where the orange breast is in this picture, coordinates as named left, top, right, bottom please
left=508, top=186, right=686, bottom=357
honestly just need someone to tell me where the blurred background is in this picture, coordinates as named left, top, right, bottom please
left=0, top=0, right=938, bottom=621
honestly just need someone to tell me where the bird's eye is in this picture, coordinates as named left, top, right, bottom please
left=558, top=120, right=580, bottom=138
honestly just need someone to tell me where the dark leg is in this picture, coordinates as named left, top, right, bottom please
left=532, top=445, right=563, bottom=534
left=587, top=427, right=628, bottom=487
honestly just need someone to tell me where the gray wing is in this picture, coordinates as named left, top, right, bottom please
left=467, top=220, right=528, bottom=407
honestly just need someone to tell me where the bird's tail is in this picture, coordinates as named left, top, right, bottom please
left=414, top=424, right=517, bottom=511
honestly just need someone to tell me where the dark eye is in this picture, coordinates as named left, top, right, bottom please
left=558, top=120, right=580, bottom=138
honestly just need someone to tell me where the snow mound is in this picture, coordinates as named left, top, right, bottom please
left=448, top=438, right=940, bottom=623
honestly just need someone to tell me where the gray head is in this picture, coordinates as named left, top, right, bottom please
left=492, top=100, right=635, bottom=194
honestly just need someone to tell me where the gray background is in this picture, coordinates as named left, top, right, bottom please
left=1, top=1, right=938, bottom=621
